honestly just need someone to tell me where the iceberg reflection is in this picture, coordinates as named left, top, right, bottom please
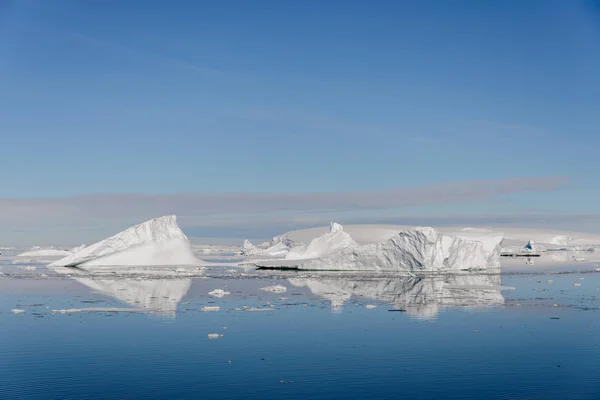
left=49, top=265, right=192, bottom=316
left=74, top=278, right=191, bottom=316
left=289, top=273, right=505, bottom=319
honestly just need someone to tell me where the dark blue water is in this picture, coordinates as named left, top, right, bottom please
left=1, top=270, right=599, bottom=400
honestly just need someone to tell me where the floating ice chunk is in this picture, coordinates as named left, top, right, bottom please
left=11, top=309, right=25, bottom=314
left=260, top=285, right=287, bottom=293
left=573, top=283, right=582, bottom=287
left=49, top=216, right=201, bottom=268
left=52, top=307, right=149, bottom=313
left=208, top=289, right=230, bottom=298
left=201, top=306, right=221, bottom=312
left=18, top=266, right=36, bottom=271
left=365, top=304, right=378, bottom=309
left=244, top=307, right=277, bottom=312
left=208, top=333, right=224, bottom=339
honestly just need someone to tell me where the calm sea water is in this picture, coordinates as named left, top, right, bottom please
left=1, top=252, right=599, bottom=399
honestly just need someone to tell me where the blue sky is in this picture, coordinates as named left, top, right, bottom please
left=1, top=0, right=600, bottom=242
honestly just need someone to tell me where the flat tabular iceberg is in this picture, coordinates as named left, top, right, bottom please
left=49, top=216, right=201, bottom=268
left=257, top=224, right=502, bottom=272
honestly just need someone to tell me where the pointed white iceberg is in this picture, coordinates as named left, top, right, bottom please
left=258, top=225, right=502, bottom=272
left=49, top=216, right=201, bottom=268
left=285, top=221, right=357, bottom=260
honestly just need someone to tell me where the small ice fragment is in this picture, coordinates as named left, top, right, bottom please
left=208, top=333, right=224, bottom=339
left=226, top=269, right=237, bottom=273
left=547, top=280, right=553, bottom=284
left=208, top=289, right=230, bottom=298
left=279, top=297, right=288, bottom=300
left=553, top=304, right=559, bottom=307
left=260, top=285, right=287, bottom=293
left=245, top=307, right=276, bottom=312
left=573, top=283, right=582, bottom=287
left=201, top=306, right=220, bottom=312
left=11, top=309, right=25, bottom=314
left=365, top=304, right=378, bottom=309
left=18, top=266, right=36, bottom=271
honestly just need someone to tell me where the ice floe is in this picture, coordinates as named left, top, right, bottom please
left=208, top=289, right=231, bottom=298
left=260, top=284, right=287, bottom=293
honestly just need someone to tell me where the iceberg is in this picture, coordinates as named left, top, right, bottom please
left=285, top=222, right=358, bottom=260
left=258, top=225, right=502, bottom=272
left=49, top=216, right=201, bottom=268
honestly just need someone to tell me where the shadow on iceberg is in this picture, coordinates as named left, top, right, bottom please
left=289, top=273, right=505, bottom=320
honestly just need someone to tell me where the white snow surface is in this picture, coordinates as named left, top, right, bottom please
left=48, top=216, right=201, bottom=268
left=258, top=224, right=502, bottom=272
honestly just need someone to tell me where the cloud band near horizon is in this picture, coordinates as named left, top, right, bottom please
left=0, top=176, right=568, bottom=229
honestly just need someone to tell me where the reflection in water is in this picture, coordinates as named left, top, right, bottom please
left=49, top=265, right=192, bottom=316
left=289, top=274, right=504, bottom=320
left=74, top=278, right=192, bottom=316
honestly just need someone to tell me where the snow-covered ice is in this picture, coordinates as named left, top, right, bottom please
left=260, top=284, right=287, bottom=293
left=207, top=333, right=224, bottom=339
left=208, top=289, right=230, bottom=298
left=49, top=216, right=201, bottom=268
left=201, top=306, right=221, bottom=312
